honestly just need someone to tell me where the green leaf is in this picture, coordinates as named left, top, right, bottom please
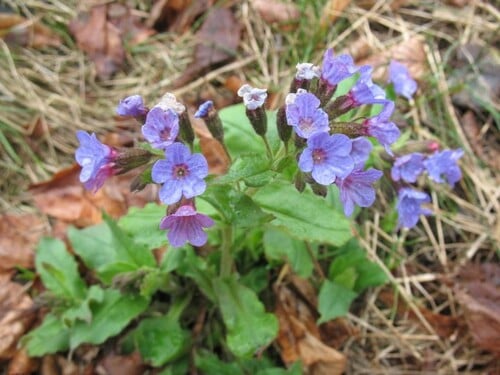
left=69, top=289, right=149, bottom=350
left=174, top=247, right=216, bottom=301
left=263, top=228, right=313, bottom=277
left=201, top=185, right=273, bottom=228
left=62, top=285, right=104, bottom=326
left=354, top=261, right=387, bottom=292
left=317, top=280, right=358, bottom=323
left=195, top=351, right=243, bottom=375
left=219, top=104, right=279, bottom=158
left=21, top=313, right=70, bottom=356
left=129, top=315, right=190, bottom=366
left=68, top=217, right=156, bottom=284
left=253, top=182, right=352, bottom=246
left=35, top=237, right=86, bottom=301
left=213, top=154, right=271, bottom=185
left=119, top=203, right=168, bottom=249
left=213, top=276, right=278, bottom=357
left=140, top=269, right=169, bottom=298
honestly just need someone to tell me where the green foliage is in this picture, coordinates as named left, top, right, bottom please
left=254, top=181, right=352, bottom=246
left=213, top=276, right=279, bottom=357
left=118, top=203, right=168, bottom=248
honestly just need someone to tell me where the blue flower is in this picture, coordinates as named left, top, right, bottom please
left=194, top=100, right=214, bottom=118
left=348, top=66, right=386, bottom=106
left=298, top=133, right=354, bottom=185
left=321, top=48, right=357, bottom=87
left=350, top=137, right=373, bottom=166
left=160, top=204, right=214, bottom=247
left=363, top=100, right=400, bottom=155
left=152, top=142, right=208, bottom=205
left=142, top=107, right=180, bottom=150
left=424, top=149, right=464, bottom=187
left=296, top=63, right=321, bottom=80
left=388, top=60, right=417, bottom=100
left=336, top=166, right=383, bottom=216
left=75, top=131, right=117, bottom=192
left=237, top=84, right=268, bottom=110
left=116, top=95, right=147, bottom=117
left=396, top=188, right=432, bottom=229
left=286, top=91, right=329, bottom=139
left=391, top=153, right=426, bottom=183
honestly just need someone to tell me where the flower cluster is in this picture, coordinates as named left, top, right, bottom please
left=280, top=48, right=395, bottom=216
left=76, top=93, right=213, bottom=247
left=392, top=148, right=464, bottom=228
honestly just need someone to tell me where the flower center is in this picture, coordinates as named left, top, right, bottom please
left=173, top=164, right=189, bottom=179
left=299, top=117, right=313, bottom=132
left=160, top=128, right=171, bottom=140
left=312, top=148, right=327, bottom=164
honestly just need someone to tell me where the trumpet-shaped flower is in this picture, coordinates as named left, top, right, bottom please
left=396, top=188, right=432, bottom=229
left=363, top=100, right=400, bottom=155
left=391, top=153, right=426, bottom=183
left=286, top=91, right=329, bottom=139
left=152, top=142, right=208, bottom=205
left=142, top=107, right=180, bottom=150
left=424, top=149, right=464, bottom=187
left=388, top=60, right=417, bottom=100
left=298, top=133, right=354, bottom=185
left=75, top=131, right=117, bottom=192
left=116, top=95, right=147, bottom=117
left=160, top=204, right=214, bottom=247
left=237, top=84, right=268, bottom=110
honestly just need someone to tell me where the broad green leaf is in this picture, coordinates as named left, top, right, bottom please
left=68, top=224, right=115, bottom=272
left=174, top=247, right=216, bottom=301
left=195, top=351, right=243, bottom=375
left=69, top=289, right=149, bottom=350
left=333, top=267, right=358, bottom=290
left=140, top=268, right=169, bottom=297
left=213, top=276, right=278, bottom=357
left=318, top=280, right=358, bottom=323
left=129, top=315, right=190, bottom=366
left=354, top=261, right=387, bottom=292
left=21, top=313, right=70, bottom=356
left=253, top=182, right=352, bottom=246
left=263, top=228, right=313, bottom=277
left=240, top=266, right=269, bottom=294
left=119, top=203, right=167, bottom=249
left=62, top=285, right=104, bottom=327
left=213, top=154, right=271, bottom=185
left=201, top=185, right=272, bottom=228
left=35, top=237, right=86, bottom=301
left=219, top=104, right=279, bottom=158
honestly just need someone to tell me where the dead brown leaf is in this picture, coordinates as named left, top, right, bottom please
left=275, top=279, right=348, bottom=374
left=454, top=263, right=500, bottom=356
left=444, top=0, right=470, bottom=7
left=0, top=274, right=36, bottom=359
left=7, top=348, right=39, bottom=374
left=149, top=0, right=211, bottom=34
left=0, top=13, right=61, bottom=48
left=357, top=36, right=428, bottom=81
left=320, top=0, right=352, bottom=27
left=0, top=214, right=46, bottom=272
left=461, top=111, right=500, bottom=171
left=378, top=289, right=459, bottom=339
left=250, top=0, right=300, bottom=25
left=172, top=7, right=241, bottom=88
left=29, top=164, right=157, bottom=228
left=98, top=351, right=145, bottom=375
left=69, top=4, right=154, bottom=80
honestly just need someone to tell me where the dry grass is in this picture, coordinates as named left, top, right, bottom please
left=0, top=0, right=499, bottom=373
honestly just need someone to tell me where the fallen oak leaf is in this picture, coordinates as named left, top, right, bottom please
left=172, top=7, right=241, bottom=88
left=250, top=0, right=300, bottom=25
left=0, top=13, right=61, bottom=48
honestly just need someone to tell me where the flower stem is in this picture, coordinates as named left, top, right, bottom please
left=261, top=135, right=273, bottom=160
left=220, top=225, right=233, bottom=277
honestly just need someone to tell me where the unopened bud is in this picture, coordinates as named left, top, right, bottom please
left=310, top=182, right=328, bottom=197
left=294, top=171, right=306, bottom=193
left=276, top=106, right=292, bottom=144
left=115, top=148, right=153, bottom=174
left=179, top=111, right=195, bottom=147
left=326, top=95, right=355, bottom=119
left=195, top=101, right=225, bottom=144
left=246, top=107, right=267, bottom=136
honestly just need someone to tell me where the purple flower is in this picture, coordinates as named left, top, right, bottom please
left=336, top=167, right=383, bottom=216
left=75, top=131, right=117, bottom=192
left=116, top=95, right=147, bottom=117
left=424, top=149, right=464, bottom=187
left=396, top=188, right=432, bottom=229
left=194, top=100, right=214, bottom=118
left=391, top=153, right=425, bottom=183
left=363, top=100, right=400, bottom=155
left=286, top=91, right=329, bottom=139
left=321, top=48, right=357, bottom=87
left=152, top=142, right=208, bottom=205
left=160, top=204, right=214, bottom=247
left=388, top=60, right=417, bottom=100
left=142, top=107, right=180, bottom=150
left=296, top=63, right=320, bottom=80
left=348, top=66, right=386, bottom=106
left=350, top=137, right=372, bottom=166
left=298, top=133, right=354, bottom=185
left=237, top=84, right=268, bottom=110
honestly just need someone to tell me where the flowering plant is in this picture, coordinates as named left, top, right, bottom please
left=23, top=51, right=463, bottom=371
